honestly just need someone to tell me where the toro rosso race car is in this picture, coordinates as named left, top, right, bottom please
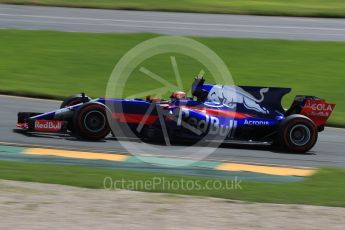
left=16, top=77, right=335, bottom=153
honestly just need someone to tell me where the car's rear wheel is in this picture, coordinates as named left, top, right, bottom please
left=60, top=94, right=91, bottom=108
left=73, top=102, right=110, bottom=140
left=277, top=115, right=317, bottom=153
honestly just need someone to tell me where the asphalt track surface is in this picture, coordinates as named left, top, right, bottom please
left=1, top=95, right=345, bottom=168
left=1, top=4, right=345, bottom=41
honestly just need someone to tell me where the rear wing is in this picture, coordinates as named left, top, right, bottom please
left=286, top=96, right=336, bottom=129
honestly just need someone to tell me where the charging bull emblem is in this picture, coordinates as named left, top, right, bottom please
left=207, top=85, right=269, bottom=114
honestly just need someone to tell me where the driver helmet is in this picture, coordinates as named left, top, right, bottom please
left=170, top=91, right=187, bottom=100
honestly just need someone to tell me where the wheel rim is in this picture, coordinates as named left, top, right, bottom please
left=83, top=110, right=106, bottom=133
left=289, top=124, right=311, bottom=146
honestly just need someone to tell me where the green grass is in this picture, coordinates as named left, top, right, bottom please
left=0, top=160, right=344, bottom=207
left=3, top=0, right=345, bottom=18
left=0, top=30, right=344, bottom=126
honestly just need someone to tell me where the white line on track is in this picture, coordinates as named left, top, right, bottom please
left=0, top=94, right=60, bottom=102
left=1, top=18, right=345, bottom=37
left=1, top=13, right=345, bottom=31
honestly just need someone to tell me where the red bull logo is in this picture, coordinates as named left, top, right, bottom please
left=34, top=120, right=63, bottom=132
left=177, top=109, right=237, bottom=138
left=207, top=85, right=269, bottom=114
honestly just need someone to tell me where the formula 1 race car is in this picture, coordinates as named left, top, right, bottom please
left=16, top=77, right=335, bottom=153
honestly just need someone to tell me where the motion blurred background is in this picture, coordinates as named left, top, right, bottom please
left=0, top=1, right=345, bottom=229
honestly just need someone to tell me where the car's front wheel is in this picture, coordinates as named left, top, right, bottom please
left=73, top=102, right=110, bottom=140
left=277, top=115, right=318, bottom=153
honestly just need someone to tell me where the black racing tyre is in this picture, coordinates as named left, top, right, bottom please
left=60, top=94, right=91, bottom=108
left=277, top=115, right=317, bottom=153
left=73, top=102, right=111, bottom=140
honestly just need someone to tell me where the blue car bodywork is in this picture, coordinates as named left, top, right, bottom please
left=16, top=77, right=335, bottom=152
